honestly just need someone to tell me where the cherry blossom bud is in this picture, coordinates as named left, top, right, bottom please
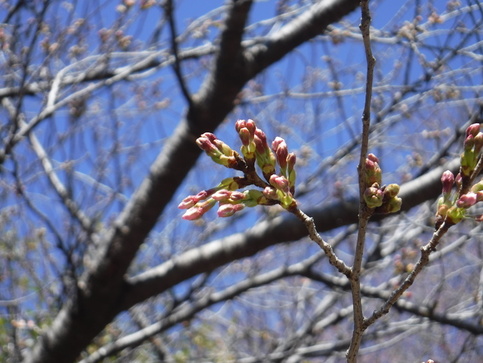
left=363, top=185, right=384, bottom=208
left=466, top=123, right=480, bottom=138
left=376, top=196, right=402, bottom=214
left=181, top=207, right=204, bottom=220
left=254, top=128, right=268, bottom=153
left=212, top=138, right=234, bottom=156
left=456, top=192, right=477, bottom=208
left=196, top=134, right=219, bottom=155
left=245, top=119, right=256, bottom=136
left=211, top=190, right=232, bottom=202
left=235, top=119, right=256, bottom=135
left=263, top=186, right=278, bottom=200
left=229, top=191, right=246, bottom=202
left=182, top=199, right=216, bottom=220
left=269, top=174, right=290, bottom=192
left=384, top=184, right=400, bottom=198
left=238, top=127, right=251, bottom=146
left=178, top=196, right=197, bottom=209
left=367, top=153, right=379, bottom=163
left=235, top=119, right=245, bottom=133
left=217, top=203, right=245, bottom=218
left=474, top=132, right=483, bottom=154
left=464, top=134, right=475, bottom=152
left=364, top=153, right=382, bottom=186
left=441, top=170, right=454, bottom=195
left=272, top=137, right=288, bottom=170
left=178, top=190, right=210, bottom=209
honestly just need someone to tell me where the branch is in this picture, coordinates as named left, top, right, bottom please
left=291, top=207, right=352, bottom=277
left=164, top=0, right=193, bottom=107
left=364, top=222, right=451, bottom=327
left=122, top=157, right=459, bottom=309
left=82, top=251, right=325, bottom=363
left=347, top=1, right=376, bottom=360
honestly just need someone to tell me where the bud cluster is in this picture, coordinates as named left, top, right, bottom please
left=179, top=119, right=298, bottom=220
left=435, top=123, right=483, bottom=228
left=362, top=153, right=402, bottom=214
left=436, top=169, right=483, bottom=227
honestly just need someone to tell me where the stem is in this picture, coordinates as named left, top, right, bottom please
left=291, top=208, right=352, bottom=278
left=365, top=222, right=451, bottom=326
left=346, top=1, right=375, bottom=362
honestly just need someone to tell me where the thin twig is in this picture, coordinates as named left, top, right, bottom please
left=364, top=222, right=451, bottom=326
left=346, top=1, right=376, bottom=361
left=291, top=208, right=352, bottom=278
left=164, top=0, right=193, bottom=107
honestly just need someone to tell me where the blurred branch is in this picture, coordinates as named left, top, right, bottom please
left=164, top=0, right=193, bottom=107
left=82, top=251, right=324, bottom=363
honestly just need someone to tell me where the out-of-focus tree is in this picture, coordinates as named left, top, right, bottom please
left=0, top=0, right=482, bottom=362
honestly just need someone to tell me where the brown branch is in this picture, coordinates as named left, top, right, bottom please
left=164, top=0, right=193, bottom=107
left=347, top=1, right=376, bottom=361
left=364, top=222, right=452, bottom=327
left=291, top=207, right=352, bottom=277
left=121, top=157, right=459, bottom=309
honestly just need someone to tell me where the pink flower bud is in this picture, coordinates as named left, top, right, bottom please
left=235, top=120, right=246, bottom=133
left=263, top=186, right=278, bottom=200
left=196, top=135, right=218, bottom=153
left=178, top=196, right=196, bottom=209
left=464, top=134, right=475, bottom=151
left=441, top=170, right=454, bottom=194
left=245, top=119, right=256, bottom=136
left=182, top=207, right=205, bottom=220
left=271, top=137, right=284, bottom=151
left=269, top=174, right=289, bottom=192
left=229, top=191, right=246, bottom=202
left=238, top=127, right=251, bottom=146
left=466, top=123, right=480, bottom=138
left=272, top=137, right=288, bottom=169
left=201, top=132, right=217, bottom=142
left=211, top=190, right=232, bottom=202
left=217, top=203, right=245, bottom=218
left=457, top=192, right=477, bottom=208
left=367, top=153, right=379, bottom=163
left=287, top=153, right=296, bottom=170
left=182, top=198, right=216, bottom=220
left=254, top=129, right=269, bottom=154
left=178, top=190, right=210, bottom=209
left=455, top=173, right=462, bottom=187
left=365, top=154, right=382, bottom=186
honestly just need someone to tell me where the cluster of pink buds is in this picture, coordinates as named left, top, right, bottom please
left=179, top=119, right=297, bottom=220
left=362, top=153, right=402, bottom=214
left=435, top=123, right=483, bottom=227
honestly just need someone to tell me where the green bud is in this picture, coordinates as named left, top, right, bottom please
left=376, top=196, right=402, bottom=214
left=363, top=185, right=384, bottom=208
left=384, top=184, right=400, bottom=198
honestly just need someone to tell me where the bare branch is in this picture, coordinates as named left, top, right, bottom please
left=347, top=1, right=376, bottom=360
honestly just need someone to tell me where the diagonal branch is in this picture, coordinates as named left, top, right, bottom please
left=122, top=157, right=459, bottom=309
left=164, top=0, right=193, bottom=107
